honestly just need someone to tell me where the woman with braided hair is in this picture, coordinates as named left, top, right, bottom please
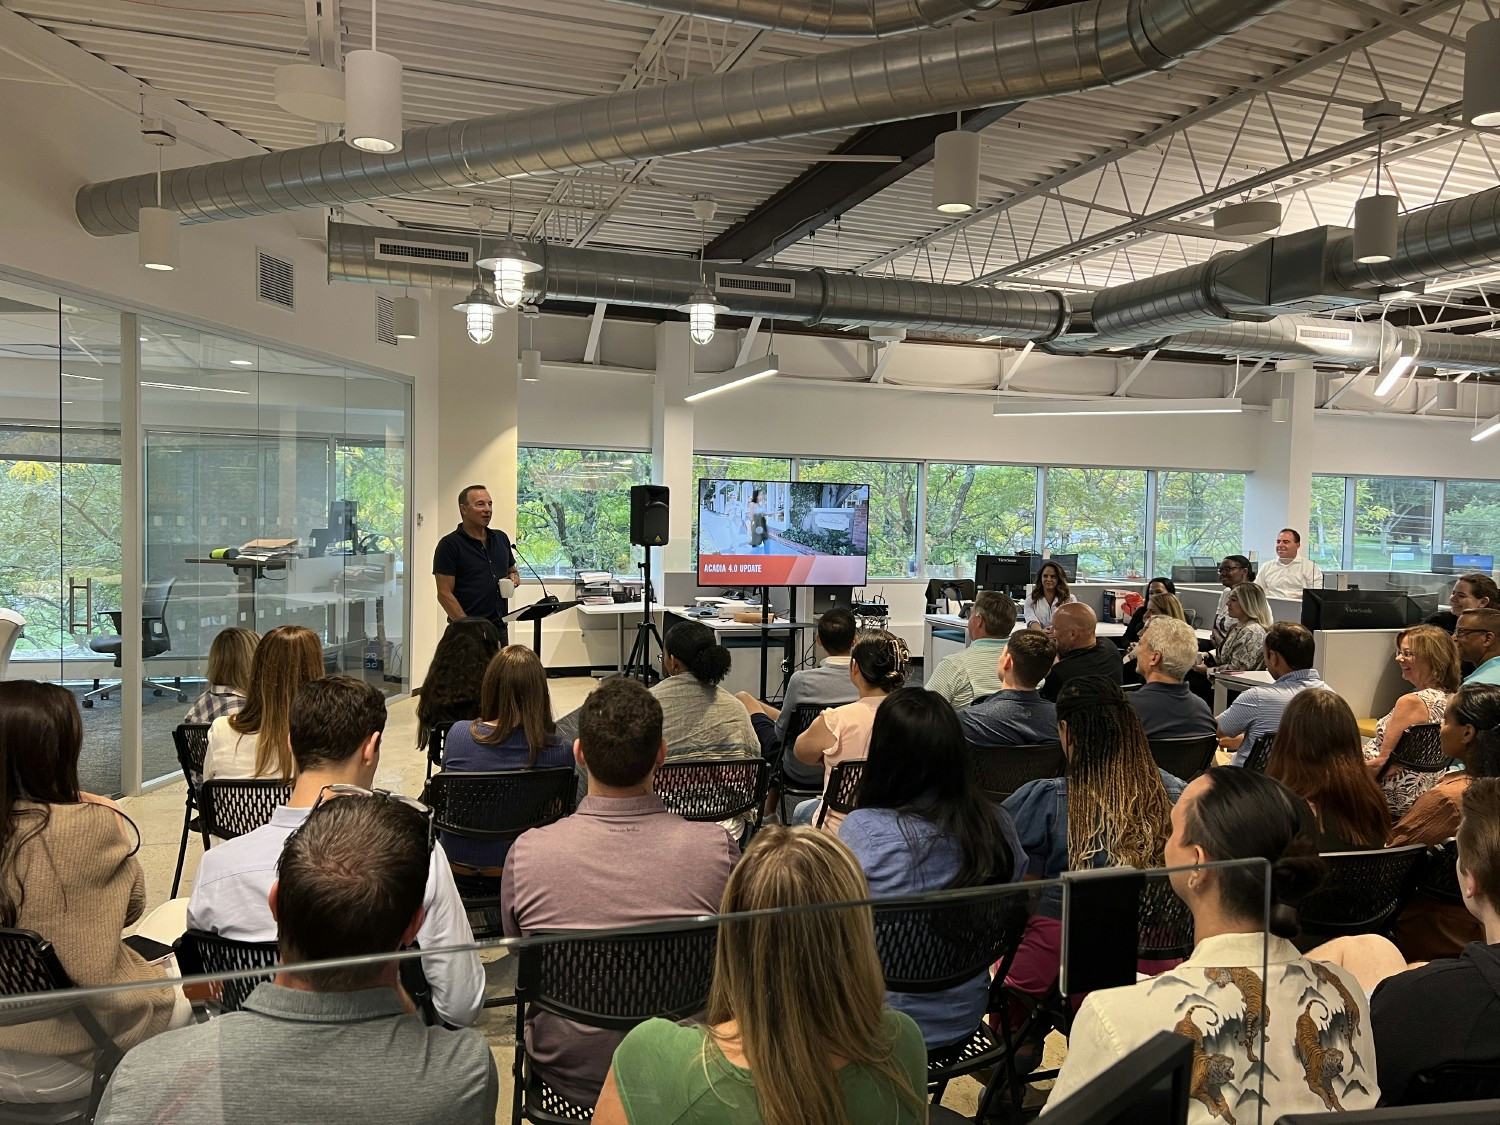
left=1001, top=676, right=1185, bottom=999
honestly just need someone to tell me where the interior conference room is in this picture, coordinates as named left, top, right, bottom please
left=5, top=0, right=1500, bottom=1121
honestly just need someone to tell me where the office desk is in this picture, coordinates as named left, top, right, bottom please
left=667, top=609, right=817, bottom=700
left=185, top=556, right=287, bottom=627
left=1211, top=669, right=1274, bottom=715
left=577, top=601, right=663, bottom=674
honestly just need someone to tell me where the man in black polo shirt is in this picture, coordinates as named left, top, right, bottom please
left=1039, top=602, right=1123, bottom=703
left=433, top=484, right=521, bottom=640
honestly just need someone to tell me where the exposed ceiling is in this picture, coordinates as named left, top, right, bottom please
left=7, top=0, right=1500, bottom=345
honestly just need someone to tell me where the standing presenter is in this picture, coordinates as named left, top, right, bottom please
left=434, top=484, right=522, bottom=641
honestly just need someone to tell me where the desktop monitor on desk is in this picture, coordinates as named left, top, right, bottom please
left=1171, top=565, right=1222, bottom=584
left=1302, top=589, right=1438, bottom=630
left=975, top=554, right=1033, bottom=595
left=1033, top=553, right=1078, bottom=582
left=1433, top=552, right=1495, bottom=575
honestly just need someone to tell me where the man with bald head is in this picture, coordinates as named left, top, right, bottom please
left=1038, top=602, right=1124, bottom=703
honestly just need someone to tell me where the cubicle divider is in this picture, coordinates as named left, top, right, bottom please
left=1313, top=628, right=1407, bottom=723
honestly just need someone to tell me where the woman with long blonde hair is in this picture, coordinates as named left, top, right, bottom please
left=204, top=624, right=322, bottom=783
left=183, top=626, right=259, bottom=725
left=593, top=827, right=927, bottom=1125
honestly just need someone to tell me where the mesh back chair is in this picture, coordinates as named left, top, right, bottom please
left=198, top=780, right=294, bottom=851
left=1296, top=845, right=1427, bottom=945
left=653, top=758, right=768, bottom=842
left=423, top=768, right=577, bottom=938
left=968, top=742, right=1066, bottom=803
left=169, top=723, right=212, bottom=898
left=873, top=887, right=1030, bottom=1110
left=772, top=703, right=826, bottom=821
left=814, top=759, right=866, bottom=828
left=83, top=578, right=184, bottom=707
left=173, top=928, right=279, bottom=1014
left=1381, top=722, right=1452, bottom=777
left=0, top=928, right=124, bottom=1124
left=511, top=923, right=718, bottom=1125
left=1415, top=838, right=1462, bottom=906
left=423, top=724, right=449, bottom=782
left=1136, top=876, right=1196, bottom=961
left=1147, top=735, right=1218, bottom=783
left=1402, top=1060, right=1500, bottom=1106
left=1242, top=731, right=1275, bottom=773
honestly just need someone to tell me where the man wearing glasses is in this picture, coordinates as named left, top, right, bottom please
left=187, top=676, right=484, bottom=1028
left=1212, top=555, right=1255, bottom=646
left=1457, top=608, right=1500, bottom=685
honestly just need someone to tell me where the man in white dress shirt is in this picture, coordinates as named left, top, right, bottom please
left=1256, top=528, right=1323, bottom=601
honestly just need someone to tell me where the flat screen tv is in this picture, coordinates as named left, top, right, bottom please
left=696, top=478, right=869, bottom=587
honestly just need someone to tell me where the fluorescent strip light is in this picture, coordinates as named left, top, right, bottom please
left=684, top=353, right=780, bottom=403
left=61, top=372, right=102, bottom=382
left=1426, top=269, right=1500, bottom=294
left=141, top=382, right=252, bottom=395
left=1374, top=353, right=1415, bottom=397
left=993, top=397, right=1242, bottom=418
left=1473, top=414, right=1500, bottom=442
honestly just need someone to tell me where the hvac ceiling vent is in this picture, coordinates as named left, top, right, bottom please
left=714, top=274, right=795, bottom=299
left=1295, top=323, right=1355, bottom=346
left=376, top=295, right=397, bottom=345
left=374, top=239, right=474, bottom=267
left=256, top=250, right=295, bottom=310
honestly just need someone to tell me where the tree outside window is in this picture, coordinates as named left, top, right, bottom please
left=1154, top=472, right=1246, bottom=572
left=924, top=463, right=1037, bottom=578
left=1044, top=468, right=1148, bottom=577
left=517, top=448, right=652, bottom=576
left=797, top=459, right=918, bottom=579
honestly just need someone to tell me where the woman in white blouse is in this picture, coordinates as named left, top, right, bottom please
left=1025, top=561, right=1077, bottom=631
left=203, top=624, right=323, bottom=783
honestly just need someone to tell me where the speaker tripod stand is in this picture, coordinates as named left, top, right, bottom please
left=622, top=556, right=664, bottom=685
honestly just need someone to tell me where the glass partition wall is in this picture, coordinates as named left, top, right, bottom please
left=0, top=286, right=411, bottom=795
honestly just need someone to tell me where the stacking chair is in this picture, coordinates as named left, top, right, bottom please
left=423, top=768, right=577, bottom=938
left=813, top=759, right=866, bottom=828
left=1147, top=734, right=1218, bottom=783
left=511, top=922, right=717, bottom=1125
left=83, top=578, right=184, bottom=707
left=1241, top=731, right=1275, bottom=773
left=0, top=927, right=125, bottom=1124
left=1296, top=845, right=1427, bottom=946
left=423, top=724, right=449, bottom=782
left=770, top=703, right=825, bottom=822
left=1378, top=722, right=1451, bottom=778
left=173, top=928, right=280, bottom=1014
left=1414, top=838, right=1462, bottom=906
left=198, top=779, right=294, bottom=851
left=968, top=742, right=1066, bottom=803
left=168, top=723, right=212, bottom=898
left=653, top=757, right=768, bottom=843
left=1401, top=1060, right=1500, bottom=1105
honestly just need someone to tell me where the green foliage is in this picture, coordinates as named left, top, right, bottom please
left=1308, top=475, right=1346, bottom=567
left=1443, top=482, right=1500, bottom=553
left=1154, top=472, right=1246, bottom=571
left=799, top=459, right=917, bottom=578
left=518, top=448, right=652, bottom=575
left=338, top=444, right=406, bottom=558
left=1044, top=468, right=1148, bottom=577
left=925, top=463, right=1037, bottom=578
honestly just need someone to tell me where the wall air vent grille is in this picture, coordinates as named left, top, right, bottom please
left=376, top=296, right=397, bottom=345
left=256, top=251, right=294, bottom=310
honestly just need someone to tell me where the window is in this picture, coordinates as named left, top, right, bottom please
left=1442, top=481, right=1500, bottom=554
left=517, top=448, right=652, bottom=576
left=798, top=458, right=917, bottom=579
left=1351, top=477, right=1435, bottom=571
left=692, top=454, right=792, bottom=483
left=924, top=463, right=1037, bottom=578
left=1308, top=475, right=1346, bottom=568
left=1153, top=472, right=1246, bottom=572
left=1044, top=468, right=1147, bottom=578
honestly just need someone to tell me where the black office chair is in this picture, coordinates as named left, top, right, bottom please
left=1148, top=734, right=1218, bottom=783
left=83, top=578, right=184, bottom=707
left=511, top=923, right=717, bottom=1125
left=772, top=703, right=827, bottom=822
left=198, top=779, right=294, bottom=851
left=814, top=758, right=866, bottom=828
left=1241, top=731, right=1275, bottom=773
left=1414, top=838, right=1462, bottom=906
left=173, top=928, right=280, bottom=1014
left=1378, top=722, right=1451, bottom=779
left=1400, top=1060, right=1500, bottom=1105
left=653, top=757, right=768, bottom=844
left=968, top=742, right=1066, bottom=803
left=169, top=723, right=212, bottom=898
left=1296, top=845, right=1427, bottom=945
left=423, top=768, right=577, bottom=938
left=1136, top=875, right=1197, bottom=962
left=0, top=927, right=125, bottom=1123
left=424, top=724, right=449, bottom=782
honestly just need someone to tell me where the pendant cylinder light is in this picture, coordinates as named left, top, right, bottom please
left=1270, top=397, right=1290, bottom=423
left=1465, top=18, right=1500, bottom=128
left=520, top=349, right=542, bottom=382
left=1214, top=199, right=1282, bottom=237
left=1354, top=194, right=1399, bottom=264
left=345, top=49, right=402, bottom=152
left=932, top=130, right=980, bottom=214
left=1437, top=379, right=1459, bottom=412
left=138, top=206, right=179, bottom=271
left=393, top=295, right=419, bottom=339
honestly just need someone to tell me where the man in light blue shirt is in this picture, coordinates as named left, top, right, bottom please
left=959, top=630, right=1059, bottom=747
left=925, top=590, right=1017, bottom=708
left=1217, top=623, right=1329, bottom=765
left=1457, top=608, right=1500, bottom=686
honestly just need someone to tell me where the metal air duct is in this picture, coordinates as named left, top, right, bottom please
left=602, top=0, right=1005, bottom=37
left=325, top=221, right=1071, bottom=338
left=1160, top=316, right=1500, bottom=375
left=76, top=0, right=1290, bottom=236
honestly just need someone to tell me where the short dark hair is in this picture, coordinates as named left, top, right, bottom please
left=1222, top=554, right=1255, bottom=579
left=1460, top=607, right=1500, bottom=637
left=577, top=678, right=663, bottom=787
left=276, top=796, right=430, bottom=989
left=972, top=591, right=1018, bottom=638
left=1265, top=622, right=1316, bottom=670
left=1005, top=632, right=1056, bottom=688
left=458, top=484, right=487, bottom=507
left=816, top=607, right=856, bottom=655
left=290, top=676, right=387, bottom=772
left=1459, top=778, right=1500, bottom=904
left=1279, top=528, right=1302, bottom=544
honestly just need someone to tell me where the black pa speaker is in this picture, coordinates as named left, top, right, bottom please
left=630, top=484, right=670, bottom=547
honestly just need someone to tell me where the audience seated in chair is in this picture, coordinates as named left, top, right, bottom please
left=653, top=619, right=760, bottom=761
left=438, top=645, right=570, bottom=871
left=1373, top=777, right=1500, bottom=1105
left=839, top=687, right=1025, bottom=1048
left=924, top=590, right=1017, bottom=708
left=1216, top=622, right=1328, bottom=764
left=1038, top=604, right=1122, bottom=704
left=415, top=616, right=501, bottom=757
left=501, top=677, right=739, bottom=1107
left=203, top=624, right=323, bottom=784
left=1267, top=690, right=1390, bottom=851
left=1046, top=768, right=1386, bottom=1121
left=958, top=631, right=1059, bottom=748
left=1127, top=617, right=1216, bottom=740
left=792, top=629, right=910, bottom=832
left=1458, top=608, right=1500, bottom=686
left=1389, top=683, right=1500, bottom=961
left=1364, top=624, right=1461, bottom=820
left=592, top=826, right=927, bottom=1125
left=182, top=626, right=259, bottom=727
left=737, top=606, right=859, bottom=790
left=99, top=794, right=497, bottom=1124
left=1003, top=677, right=1183, bottom=1000
left=1199, top=581, right=1272, bottom=677
left=0, top=682, right=186, bottom=1097
left=1120, top=577, right=1177, bottom=650
left=188, top=675, right=483, bottom=1029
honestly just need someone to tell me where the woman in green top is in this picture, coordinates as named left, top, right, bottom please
left=592, top=826, right=928, bottom=1125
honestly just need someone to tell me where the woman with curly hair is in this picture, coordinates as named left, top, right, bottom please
left=415, top=617, right=502, bottom=755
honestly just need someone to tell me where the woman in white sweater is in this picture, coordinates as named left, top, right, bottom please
left=203, top=624, right=323, bottom=783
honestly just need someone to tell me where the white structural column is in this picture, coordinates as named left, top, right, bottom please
left=653, top=322, right=695, bottom=586
left=437, top=301, right=520, bottom=529
left=1243, top=370, right=1316, bottom=554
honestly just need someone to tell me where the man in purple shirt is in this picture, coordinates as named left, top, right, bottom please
left=501, top=678, right=739, bottom=1106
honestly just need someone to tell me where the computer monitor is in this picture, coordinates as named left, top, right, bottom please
left=1033, top=553, right=1078, bottom=582
left=329, top=499, right=358, bottom=540
left=810, top=586, right=854, bottom=616
left=1302, top=589, right=1438, bottom=630
left=975, top=554, right=1033, bottom=592
left=1275, top=1103, right=1500, bottom=1124
left=1171, top=565, right=1222, bottom=584
left=1043, top=1032, right=1192, bottom=1124
left=1189, top=555, right=1217, bottom=567
left=1433, top=552, right=1496, bottom=575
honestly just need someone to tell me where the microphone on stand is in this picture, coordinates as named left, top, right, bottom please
left=512, top=540, right=559, bottom=604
